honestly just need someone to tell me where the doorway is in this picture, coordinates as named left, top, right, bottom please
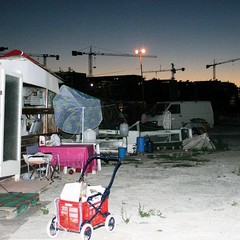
left=0, top=70, right=22, bottom=180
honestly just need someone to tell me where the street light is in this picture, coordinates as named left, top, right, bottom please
left=135, top=48, right=146, bottom=107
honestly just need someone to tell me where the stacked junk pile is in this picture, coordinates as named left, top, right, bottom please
left=182, top=133, right=215, bottom=150
left=53, top=86, right=216, bottom=156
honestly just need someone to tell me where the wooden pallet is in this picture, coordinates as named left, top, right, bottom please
left=0, top=192, right=39, bottom=219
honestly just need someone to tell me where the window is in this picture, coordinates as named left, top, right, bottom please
left=168, top=104, right=180, bottom=114
left=148, top=103, right=169, bottom=115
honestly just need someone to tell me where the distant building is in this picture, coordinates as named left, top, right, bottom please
left=56, top=70, right=87, bottom=92
left=56, top=70, right=240, bottom=123
left=144, top=79, right=178, bottom=104
left=87, top=75, right=142, bottom=101
left=56, top=71, right=143, bottom=101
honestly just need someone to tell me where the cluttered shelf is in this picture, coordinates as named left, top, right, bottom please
left=22, top=108, right=54, bottom=115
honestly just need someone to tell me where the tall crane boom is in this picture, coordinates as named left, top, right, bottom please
left=72, top=46, right=157, bottom=77
left=206, top=58, right=240, bottom=80
left=0, top=47, right=8, bottom=52
left=29, top=53, right=59, bottom=67
left=143, top=63, right=185, bottom=80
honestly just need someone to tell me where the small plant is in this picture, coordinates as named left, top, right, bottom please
left=232, top=166, right=240, bottom=176
left=120, top=202, right=131, bottom=224
left=138, top=203, right=151, bottom=217
left=212, top=136, right=229, bottom=151
left=40, top=207, right=49, bottom=215
left=231, top=201, right=238, bottom=206
left=138, top=203, right=163, bottom=218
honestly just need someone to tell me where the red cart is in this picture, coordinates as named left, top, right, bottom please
left=46, top=154, right=121, bottom=240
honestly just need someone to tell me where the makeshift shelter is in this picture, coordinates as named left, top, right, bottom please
left=0, top=49, right=61, bottom=180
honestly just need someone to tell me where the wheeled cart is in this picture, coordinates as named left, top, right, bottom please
left=46, top=154, right=121, bottom=240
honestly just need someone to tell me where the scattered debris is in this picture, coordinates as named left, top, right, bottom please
left=182, top=133, right=216, bottom=150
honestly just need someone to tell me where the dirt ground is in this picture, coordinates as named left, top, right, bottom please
left=1, top=125, right=240, bottom=240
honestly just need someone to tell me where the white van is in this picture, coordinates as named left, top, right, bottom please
left=145, top=101, right=214, bottom=130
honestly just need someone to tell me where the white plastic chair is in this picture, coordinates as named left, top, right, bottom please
left=23, top=143, right=52, bottom=180
left=42, top=151, right=61, bottom=182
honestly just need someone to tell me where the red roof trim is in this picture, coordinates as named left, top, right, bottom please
left=0, top=49, right=43, bottom=66
left=0, top=49, right=63, bottom=82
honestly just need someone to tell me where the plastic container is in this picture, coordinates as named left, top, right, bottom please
left=83, top=129, right=96, bottom=143
left=118, top=147, right=127, bottom=158
left=39, top=136, right=46, bottom=146
left=119, top=123, right=129, bottom=136
left=137, top=137, right=145, bottom=153
left=145, top=138, right=154, bottom=153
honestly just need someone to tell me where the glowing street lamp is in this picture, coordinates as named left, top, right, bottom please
left=135, top=48, right=146, bottom=77
left=135, top=48, right=146, bottom=106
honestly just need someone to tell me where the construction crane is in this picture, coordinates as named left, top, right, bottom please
left=206, top=58, right=240, bottom=80
left=72, top=46, right=157, bottom=77
left=143, top=63, right=185, bottom=80
left=0, top=47, right=8, bottom=51
left=29, top=53, right=60, bottom=67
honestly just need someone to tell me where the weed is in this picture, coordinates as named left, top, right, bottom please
left=120, top=202, right=131, bottom=224
left=212, top=136, right=229, bottom=151
left=154, top=153, right=209, bottom=166
left=231, top=201, right=238, bottom=206
left=40, top=207, right=49, bottom=215
left=232, top=166, right=240, bottom=176
left=138, top=203, right=163, bottom=218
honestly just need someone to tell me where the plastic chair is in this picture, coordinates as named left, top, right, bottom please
left=44, top=151, right=61, bottom=182
left=23, top=143, right=52, bottom=180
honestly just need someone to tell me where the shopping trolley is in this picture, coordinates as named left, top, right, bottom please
left=46, top=154, right=121, bottom=240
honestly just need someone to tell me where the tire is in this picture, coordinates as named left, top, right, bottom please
left=105, top=214, right=116, bottom=232
left=80, top=223, right=93, bottom=240
left=46, top=216, right=59, bottom=238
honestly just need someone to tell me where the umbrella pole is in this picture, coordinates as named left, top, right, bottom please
left=81, top=107, right=85, bottom=143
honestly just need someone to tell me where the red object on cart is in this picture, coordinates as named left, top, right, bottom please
left=56, top=197, right=108, bottom=232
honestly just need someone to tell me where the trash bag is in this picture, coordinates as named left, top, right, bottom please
left=50, top=134, right=61, bottom=146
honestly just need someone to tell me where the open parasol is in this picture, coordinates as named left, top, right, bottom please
left=53, top=85, right=102, bottom=134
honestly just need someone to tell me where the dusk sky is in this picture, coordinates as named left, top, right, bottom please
left=2, top=0, right=240, bottom=86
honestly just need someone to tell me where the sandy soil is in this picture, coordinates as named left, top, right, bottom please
left=1, top=126, right=240, bottom=240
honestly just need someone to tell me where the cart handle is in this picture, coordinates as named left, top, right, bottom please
left=87, top=192, right=102, bottom=202
left=79, top=154, right=122, bottom=206
left=78, top=154, right=121, bottom=182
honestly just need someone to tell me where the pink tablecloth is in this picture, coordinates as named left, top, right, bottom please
left=39, top=144, right=96, bottom=173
